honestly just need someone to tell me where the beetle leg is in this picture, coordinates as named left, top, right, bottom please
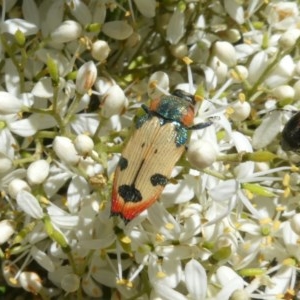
left=189, top=121, right=213, bottom=130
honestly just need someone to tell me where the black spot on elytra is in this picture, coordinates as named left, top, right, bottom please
left=118, top=156, right=128, bottom=171
left=150, top=173, right=168, bottom=187
left=119, top=184, right=142, bottom=202
left=141, top=142, right=145, bottom=148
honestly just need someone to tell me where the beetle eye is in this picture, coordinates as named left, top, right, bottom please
left=172, top=89, right=195, bottom=104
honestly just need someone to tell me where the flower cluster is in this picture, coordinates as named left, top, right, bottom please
left=0, top=0, right=300, bottom=299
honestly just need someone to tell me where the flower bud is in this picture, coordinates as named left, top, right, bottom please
left=53, top=136, right=80, bottom=165
left=170, top=43, right=188, bottom=59
left=27, top=160, right=50, bottom=185
left=229, top=100, right=251, bottom=122
left=0, top=220, right=15, bottom=245
left=213, top=41, right=237, bottom=67
left=8, top=179, right=31, bottom=199
left=51, top=20, right=82, bottom=43
left=61, top=274, right=80, bottom=293
left=2, top=261, right=21, bottom=287
left=19, top=271, right=42, bottom=294
left=47, top=56, right=59, bottom=84
left=0, top=153, right=13, bottom=174
left=76, top=61, right=97, bottom=94
left=74, top=134, right=94, bottom=156
left=0, top=92, right=22, bottom=114
left=91, top=40, right=111, bottom=62
left=279, top=29, right=300, bottom=49
left=271, top=85, right=295, bottom=101
left=15, top=29, right=26, bottom=46
left=187, top=140, right=217, bottom=169
left=101, top=85, right=128, bottom=118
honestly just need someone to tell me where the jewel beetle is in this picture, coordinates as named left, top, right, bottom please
left=281, top=111, right=300, bottom=151
left=111, top=90, right=212, bottom=224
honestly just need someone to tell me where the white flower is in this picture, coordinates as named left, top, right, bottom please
left=252, top=111, right=281, bottom=149
left=185, top=259, right=207, bottom=300
left=50, top=20, right=82, bottom=43
left=147, top=71, right=170, bottom=99
left=0, top=92, right=22, bottom=114
left=68, top=0, right=92, bottom=26
left=2, top=18, right=38, bottom=36
left=16, top=190, right=43, bottom=219
left=30, top=246, right=55, bottom=272
left=224, top=0, right=245, bottom=24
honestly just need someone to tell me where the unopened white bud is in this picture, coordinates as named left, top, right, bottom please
left=61, top=274, right=80, bottom=293
left=101, top=85, right=128, bottom=118
left=170, top=43, right=188, bottom=59
left=76, top=61, right=97, bottom=94
left=53, top=136, right=80, bottom=165
left=19, top=272, right=42, bottom=294
left=0, top=92, right=22, bottom=114
left=74, top=134, right=94, bottom=155
left=229, top=100, right=251, bottom=122
left=27, top=160, right=50, bottom=185
left=279, top=29, right=300, bottom=49
left=8, top=179, right=31, bottom=199
left=213, top=41, right=237, bottom=67
left=271, top=85, right=295, bottom=101
left=0, top=220, right=15, bottom=244
left=51, top=20, right=82, bottom=43
left=0, top=153, right=13, bottom=174
left=187, top=140, right=217, bottom=169
left=230, top=289, right=250, bottom=300
left=91, top=40, right=111, bottom=62
left=291, top=213, right=300, bottom=235
left=2, top=261, right=21, bottom=287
